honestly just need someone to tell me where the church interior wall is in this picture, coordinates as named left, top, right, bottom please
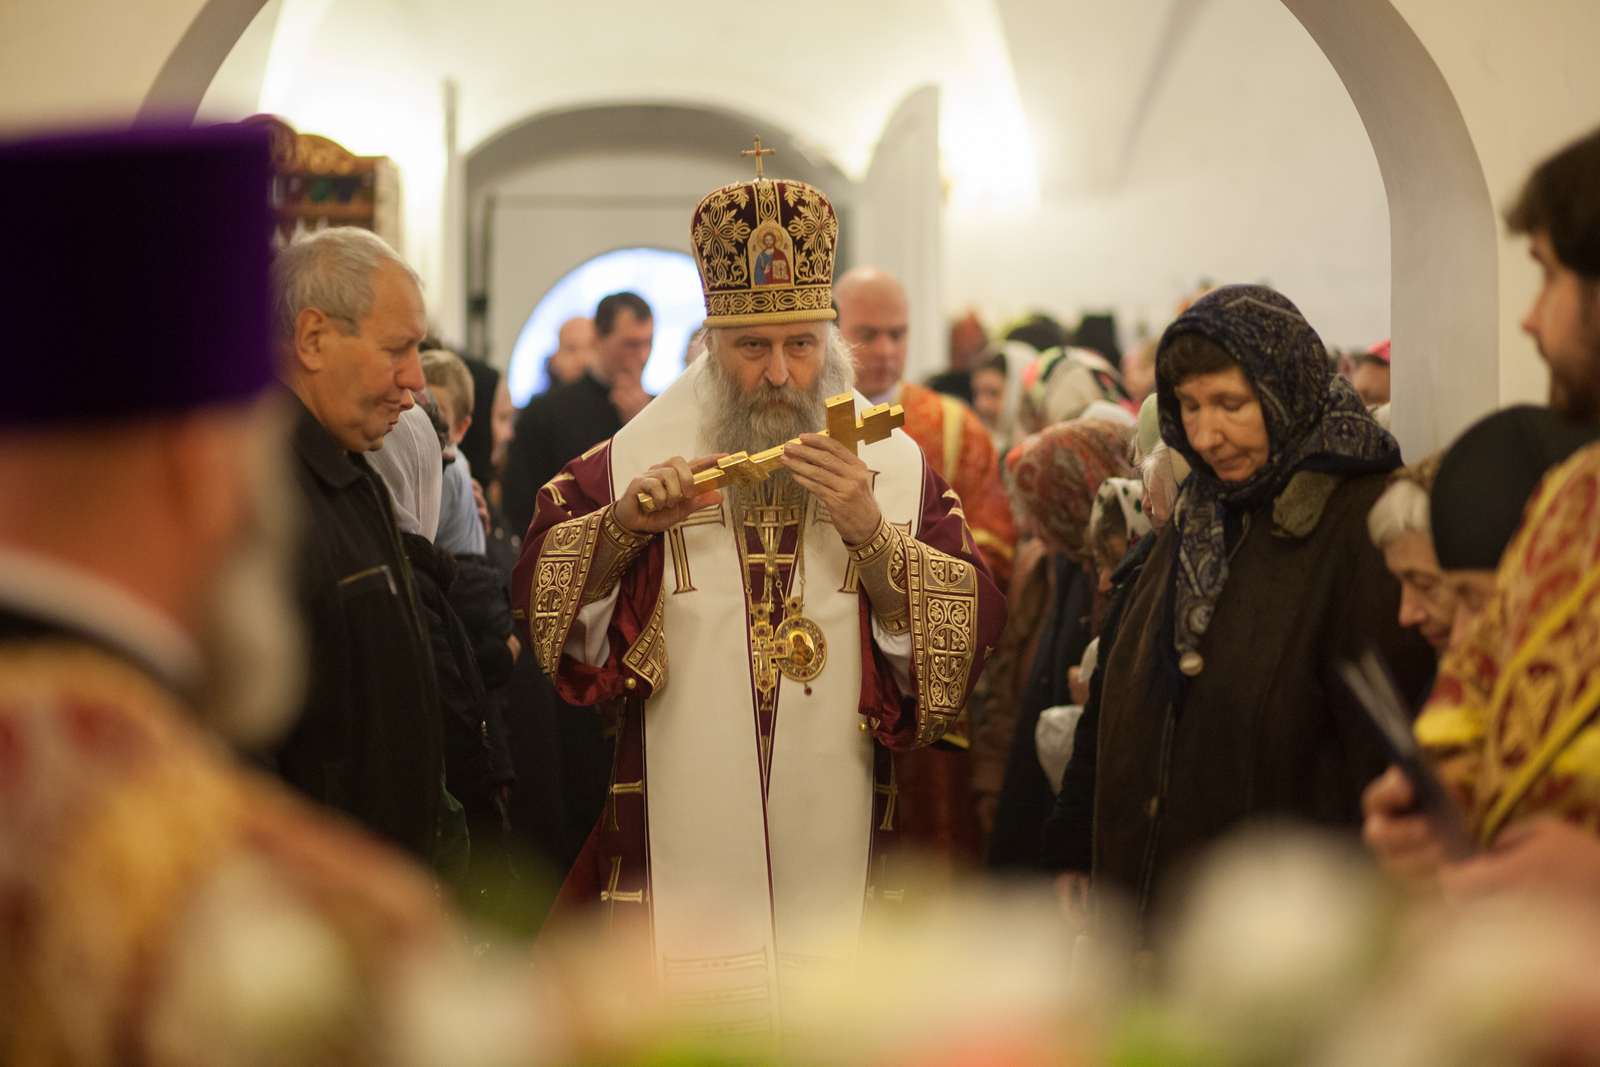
left=5, top=0, right=1600, bottom=446
left=0, top=0, right=216, bottom=134
left=1388, top=0, right=1600, bottom=412
left=481, top=151, right=756, bottom=374
left=946, top=0, right=1392, bottom=358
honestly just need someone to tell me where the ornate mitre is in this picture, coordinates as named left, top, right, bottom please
left=691, top=143, right=839, bottom=328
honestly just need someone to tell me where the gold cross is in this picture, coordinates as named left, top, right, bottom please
left=824, top=393, right=905, bottom=456
left=741, top=136, right=776, bottom=180
left=608, top=778, right=644, bottom=830
left=635, top=393, right=905, bottom=512
left=600, top=856, right=644, bottom=931
left=874, top=764, right=899, bottom=831
left=750, top=605, right=783, bottom=696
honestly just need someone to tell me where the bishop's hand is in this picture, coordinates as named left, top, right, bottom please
left=781, top=433, right=882, bottom=545
left=616, top=454, right=725, bottom=534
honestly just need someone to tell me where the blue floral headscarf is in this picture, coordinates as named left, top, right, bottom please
left=1156, top=285, right=1399, bottom=671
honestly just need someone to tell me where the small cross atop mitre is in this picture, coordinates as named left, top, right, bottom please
left=741, top=136, right=776, bottom=180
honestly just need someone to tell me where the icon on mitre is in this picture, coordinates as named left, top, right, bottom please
left=749, top=223, right=794, bottom=288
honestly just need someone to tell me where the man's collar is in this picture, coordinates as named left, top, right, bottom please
left=866, top=383, right=901, bottom=407
left=0, top=544, right=201, bottom=692
left=290, top=391, right=364, bottom=489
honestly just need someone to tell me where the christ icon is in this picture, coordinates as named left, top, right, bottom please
left=753, top=230, right=791, bottom=286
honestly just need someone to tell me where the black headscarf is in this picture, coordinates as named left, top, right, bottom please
left=1431, top=405, right=1600, bottom=570
left=1156, top=286, right=1399, bottom=667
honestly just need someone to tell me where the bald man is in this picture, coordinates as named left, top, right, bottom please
left=834, top=267, right=1019, bottom=875
left=835, top=267, right=1016, bottom=583
left=547, top=316, right=597, bottom=388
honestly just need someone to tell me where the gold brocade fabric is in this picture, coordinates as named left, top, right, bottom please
left=902, top=529, right=981, bottom=746
left=691, top=178, right=839, bottom=328
left=1416, top=444, right=1600, bottom=845
left=0, top=642, right=444, bottom=1067
left=530, top=509, right=606, bottom=677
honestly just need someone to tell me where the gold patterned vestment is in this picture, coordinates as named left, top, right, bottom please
left=507, top=364, right=1007, bottom=1039
left=1417, top=443, right=1600, bottom=845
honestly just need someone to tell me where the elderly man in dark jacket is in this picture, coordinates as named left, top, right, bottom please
left=271, top=227, right=443, bottom=862
left=1093, top=286, right=1434, bottom=930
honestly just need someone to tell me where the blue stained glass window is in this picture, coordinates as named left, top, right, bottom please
left=507, top=247, right=704, bottom=406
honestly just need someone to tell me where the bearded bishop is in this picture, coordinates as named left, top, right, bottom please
left=511, top=163, right=1006, bottom=1036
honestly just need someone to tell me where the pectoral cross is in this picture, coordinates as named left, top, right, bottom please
left=741, top=136, right=776, bottom=180
left=750, top=604, right=782, bottom=696
left=637, top=393, right=905, bottom=512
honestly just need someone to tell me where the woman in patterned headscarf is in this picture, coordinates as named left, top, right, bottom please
left=974, top=419, right=1134, bottom=870
left=1090, top=285, right=1436, bottom=927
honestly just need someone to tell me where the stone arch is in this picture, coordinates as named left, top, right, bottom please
left=465, top=103, right=851, bottom=207
left=136, top=0, right=269, bottom=125
left=1282, top=0, right=1499, bottom=455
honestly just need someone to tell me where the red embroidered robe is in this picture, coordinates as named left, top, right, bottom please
left=510, top=367, right=1006, bottom=1035
left=892, top=381, right=1019, bottom=873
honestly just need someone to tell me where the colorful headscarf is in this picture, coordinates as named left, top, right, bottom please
left=1093, top=477, right=1153, bottom=553
left=1006, top=418, right=1135, bottom=562
left=1156, top=286, right=1398, bottom=669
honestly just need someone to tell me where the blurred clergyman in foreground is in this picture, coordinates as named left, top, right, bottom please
left=0, top=126, right=479, bottom=1066
left=1365, top=125, right=1600, bottom=901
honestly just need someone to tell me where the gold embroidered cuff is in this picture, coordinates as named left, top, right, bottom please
left=847, top=517, right=895, bottom=562
left=851, top=518, right=910, bottom=635
left=916, top=712, right=954, bottom=747
left=583, top=506, right=653, bottom=605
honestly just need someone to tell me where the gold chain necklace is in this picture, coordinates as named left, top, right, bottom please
left=734, top=484, right=827, bottom=695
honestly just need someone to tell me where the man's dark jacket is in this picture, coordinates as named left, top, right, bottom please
left=500, top=372, right=621, bottom=539
left=277, top=395, right=442, bottom=861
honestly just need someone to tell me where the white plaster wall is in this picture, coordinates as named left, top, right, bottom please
left=0, top=0, right=213, bottom=133
left=484, top=152, right=753, bottom=371
left=1390, top=0, right=1600, bottom=409
left=856, top=87, right=946, bottom=383
left=948, top=0, right=1392, bottom=355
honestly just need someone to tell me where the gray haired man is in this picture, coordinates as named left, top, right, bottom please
left=271, top=226, right=444, bottom=862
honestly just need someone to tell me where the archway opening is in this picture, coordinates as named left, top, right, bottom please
left=508, top=247, right=704, bottom=405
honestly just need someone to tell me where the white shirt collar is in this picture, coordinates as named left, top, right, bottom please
left=867, top=383, right=901, bottom=407
left=0, top=544, right=202, bottom=690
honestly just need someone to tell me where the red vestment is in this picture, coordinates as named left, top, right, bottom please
left=892, top=381, right=1020, bottom=873
left=509, top=374, right=1007, bottom=1024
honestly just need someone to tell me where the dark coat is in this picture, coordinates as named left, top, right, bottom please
left=1093, top=472, right=1434, bottom=922
left=501, top=372, right=622, bottom=539
left=401, top=534, right=514, bottom=824
left=498, top=371, right=623, bottom=877
left=448, top=552, right=517, bottom=692
left=1041, top=532, right=1158, bottom=873
left=987, top=555, right=1096, bottom=871
left=277, top=396, right=442, bottom=861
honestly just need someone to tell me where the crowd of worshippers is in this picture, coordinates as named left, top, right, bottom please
left=6, top=113, right=1600, bottom=1063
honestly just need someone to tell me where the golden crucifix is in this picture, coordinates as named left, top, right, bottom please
left=741, top=136, right=776, bottom=179
left=637, top=393, right=906, bottom=512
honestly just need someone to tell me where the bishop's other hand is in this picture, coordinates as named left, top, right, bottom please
left=781, top=433, right=882, bottom=545
left=616, top=453, right=725, bottom=534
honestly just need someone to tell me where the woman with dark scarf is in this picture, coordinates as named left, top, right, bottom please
left=978, top=419, right=1135, bottom=870
left=1091, top=286, right=1434, bottom=928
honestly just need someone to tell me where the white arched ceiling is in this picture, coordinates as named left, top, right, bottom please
left=136, top=0, right=1546, bottom=450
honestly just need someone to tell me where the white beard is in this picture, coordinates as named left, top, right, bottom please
left=695, top=327, right=856, bottom=497
left=191, top=409, right=307, bottom=750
